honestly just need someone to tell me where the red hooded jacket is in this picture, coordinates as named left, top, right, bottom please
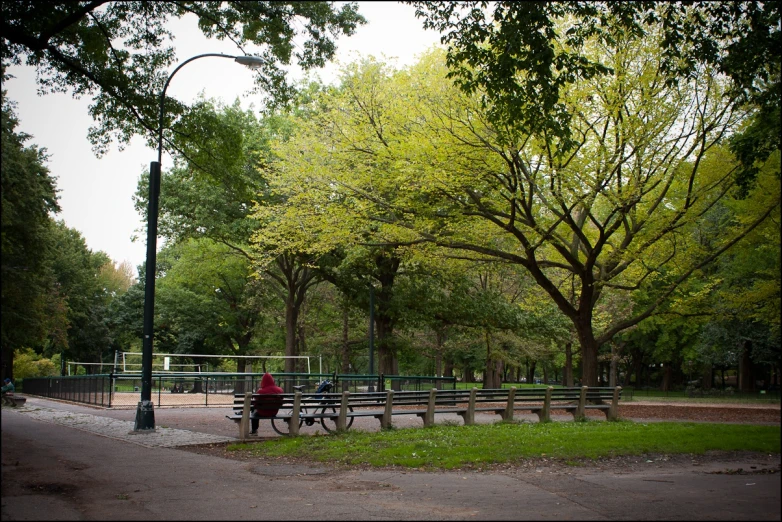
left=253, top=373, right=284, bottom=416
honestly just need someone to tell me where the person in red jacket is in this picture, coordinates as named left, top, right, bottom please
left=250, top=372, right=284, bottom=434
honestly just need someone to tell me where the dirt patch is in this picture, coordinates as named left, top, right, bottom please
left=611, top=403, right=781, bottom=424
left=23, top=482, right=79, bottom=495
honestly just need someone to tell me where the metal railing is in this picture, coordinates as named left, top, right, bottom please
left=21, top=375, right=114, bottom=407
left=19, top=372, right=457, bottom=409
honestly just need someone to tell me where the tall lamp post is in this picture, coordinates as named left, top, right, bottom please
left=134, top=53, right=264, bottom=431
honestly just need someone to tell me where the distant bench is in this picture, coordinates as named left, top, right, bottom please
left=228, top=386, right=622, bottom=437
left=1, top=394, right=27, bottom=407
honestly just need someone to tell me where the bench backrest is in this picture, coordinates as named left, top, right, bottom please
left=233, top=386, right=621, bottom=412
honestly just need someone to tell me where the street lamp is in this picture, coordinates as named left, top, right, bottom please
left=134, top=53, right=264, bottom=431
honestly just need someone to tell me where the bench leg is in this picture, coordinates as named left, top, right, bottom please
left=500, top=387, right=515, bottom=421
left=424, top=389, right=436, bottom=427
left=381, top=390, right=394, bottom=429
left=606, top=386, right=621, bottom=421
left=463, top=388, right=476, bottom=425
left=239, top=393, right=252, bottom=440
left=572, top=386, right=587, bottom=421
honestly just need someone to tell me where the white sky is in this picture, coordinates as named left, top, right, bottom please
left=3, top=2, right=443, bottom=275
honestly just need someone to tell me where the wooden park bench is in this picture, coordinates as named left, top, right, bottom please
left=1, top=394, right=27, bottom=407
left=228, top=385, right=622, bottom=437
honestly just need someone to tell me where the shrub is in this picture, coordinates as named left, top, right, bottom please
left=13, top=348, right=59, bottom=379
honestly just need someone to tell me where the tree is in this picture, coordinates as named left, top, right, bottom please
left=136, top=99, right=325, bottom=375
left=2, top=1, right=365, bottom=154
left=267, top=38, right=779, bottom=386
left=150, top=238, right=278, bottom=389
left=47, top=221, right=117, bottom=370
left=1, top=92, right=62, bottom=381
left=409, top=1, right=780, bottom=193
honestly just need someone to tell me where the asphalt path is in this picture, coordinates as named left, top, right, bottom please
left=1, top=398, right=780, bottom=521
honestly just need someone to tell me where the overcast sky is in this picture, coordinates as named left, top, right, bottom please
left=3, top=2, right=443, bottom=274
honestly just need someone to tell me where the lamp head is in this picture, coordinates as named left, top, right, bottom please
left=234, top=55, right=265, bottom=69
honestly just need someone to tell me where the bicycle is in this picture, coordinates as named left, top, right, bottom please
left=270, top=379, right=354, bottom=435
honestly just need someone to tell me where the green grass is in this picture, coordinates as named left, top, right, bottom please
left=450, top=382, right=555, bottom=391
left=227, top=421, right=780, bottom=470
left=626, top=395, right=780, bottom=405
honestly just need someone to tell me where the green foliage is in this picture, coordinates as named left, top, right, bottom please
left=1, top=93, right=63, bottom=378
left=1, top=1, right=366, bottom=155
left=409, top=2, right=780, bottom=190
left=266, top=40, right=779, bottom=386
left=153, top=238, right=280, bottom=360
left=234, top=421, right=780, bottom=470
left=13, top=348, right=59, bottom=379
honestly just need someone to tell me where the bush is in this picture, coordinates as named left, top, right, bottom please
left=13, top=348, right=60, bottom=379
left=686, top=384, right=736, bottom=398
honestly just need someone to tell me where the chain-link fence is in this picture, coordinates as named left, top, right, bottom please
left=19, top=372, right=457, bottom=409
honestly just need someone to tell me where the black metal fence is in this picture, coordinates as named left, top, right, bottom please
left=19, top=372, right=457, bottom=409
left=20, top=374, right=115, bottom=407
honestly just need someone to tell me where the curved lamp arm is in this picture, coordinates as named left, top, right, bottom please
left=156, top=53, right=264, bottom=162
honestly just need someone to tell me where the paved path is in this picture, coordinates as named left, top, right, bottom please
left=2, top=397, right=780, bottom=521
left=9, top=402, right=236, bottom=448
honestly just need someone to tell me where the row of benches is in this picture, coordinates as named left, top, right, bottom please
left=228, top=386, right=622, bottom=438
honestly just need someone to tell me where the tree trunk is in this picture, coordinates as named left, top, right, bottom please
left=376, top=315, right=397, bottom=375
left=739, top=339, right=754, bottom=392
left=609, top=344, right=618, bottom=387
left=526, top=360, right=537, bottom=385
left=662, top=364, right=672, bottom=392
left=189, top=357, right=205, bottom=393
left=563, top=342, right=573, bottom=386
left=576, top=323, right=599, bottom=386
left=284, top=296, right=297, bottom=375
left=296, top=323, right=307, bottom=373
left=341, top=304, right=351, bottom=391
left=542, top=366, right=548, bottom=385
left=444, top=358, right=454, bottom=378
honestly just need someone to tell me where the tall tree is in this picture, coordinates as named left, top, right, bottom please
left=136, top=100, right=325, bottom=375
left=267, top=40, right=779, bottom=385
left=46, top=221, right=117, bottom=370
left=0, top=93, right=63, bottom=380
left=156, top=239, right=279, bottom=378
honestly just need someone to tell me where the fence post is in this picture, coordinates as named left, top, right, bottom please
left=608, top=386, right=622, bottom=420
left=424, top=388, right=437, bottom=427
left=379, top=373, right=385, bottom=392
left=504, top=386, right=516, bottom=421
left=108, top=372, right=114, bottom=408
left=537, top=387, right=552, bottom=422
left=382, top=390, right=394, bottom=429
left=290, top=392, right=301, bottom=436
left=337, top=391, right=350, bottom=431
left=463, top=387, right=477, bottom=425
left=575, top=385, right=588, bottom=420
left=239, top=392, right=251, bottom=440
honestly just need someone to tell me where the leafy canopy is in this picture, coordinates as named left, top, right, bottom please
left=1, top=1, right=365, bottom=154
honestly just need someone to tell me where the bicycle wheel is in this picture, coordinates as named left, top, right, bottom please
left=319, top=406, right=354, bottom=432
left=271, top=406, right=304, bottom=436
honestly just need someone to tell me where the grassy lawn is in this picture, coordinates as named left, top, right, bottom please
left=227, top=420, right=780, bottom=470
left=625, top=395, right=781, bottom=405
